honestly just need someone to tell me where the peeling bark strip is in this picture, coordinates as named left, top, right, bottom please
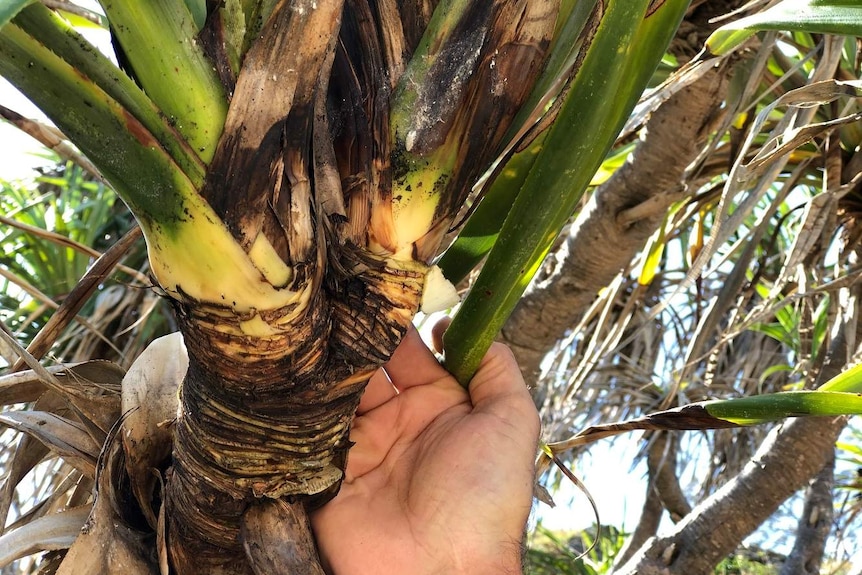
left=167, top=259, right=425, bottom=574
left=202, top=0, right=344, bottom=254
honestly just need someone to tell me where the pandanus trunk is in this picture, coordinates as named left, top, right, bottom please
left=152, top=2, right=434, bottom=567
left=167, top=259, right=425, bottom=573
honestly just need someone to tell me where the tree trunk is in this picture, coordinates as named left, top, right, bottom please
left=613, top=416, right=846, bottom=575
left=613, top=432, right=689, bottom=568
left=778, top=453, right=836, bottom=575
left=615, top=307, right=857, bottom=575
left=166, top=261, right=425, bottom=574
left=142, top=0, right=558, bottom=570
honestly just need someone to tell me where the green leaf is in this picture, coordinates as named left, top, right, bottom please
left=183, top=0, right=207, bottom=30
left=12, top=4, right=206, bottom=186
left=437, top=0, right=599, bottom=284
left=99, top=0, right=228, bottom=162
left=443, top=0, right=691, bottom=384
left=240, top=0, right=279, bottom=54
left=704, top=391, right=862, bottom=425
left=55, top=10, right=105, bottom=30
left=749, top=322, right=795, bottom=347
left=548, top=391, right=862, bottom=450
left=759, top=363, right=794, bottom=386
left=820, top=361, right=862, bottom=392
left=503, top=0, right=600, bottom=149
left=220, top=0, right=247, bottom=75
left=436, top=134, right=544, bottom=285
left=707, top=0, right=862, bottom=56
left=637, top=212, right=672, bottom=287
left=0, top=22, right=189, bottom=226
left=0, top=0, right=31, bottom=29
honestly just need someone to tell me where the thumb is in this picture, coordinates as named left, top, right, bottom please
left=467, top=343, right=540, bottom=434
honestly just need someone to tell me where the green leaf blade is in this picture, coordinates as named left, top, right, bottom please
left=100, top=0, right=228, bottom=162
left=704, top=391, right=862, bottom=425
left=443, top=0, right=691, bottom=384
left=437, top=135, right=542, bottom=285
left=0, top=22, right=190, bottom=228
left=707, top=0, right=862, bottom=56
left=0, top=0, right=31, bottom=29
left=820, top=361, right=862, bottom=393
left=12, top=4, right=206, bottom=186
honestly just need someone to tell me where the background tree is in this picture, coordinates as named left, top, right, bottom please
left=2, top=0, right=862, bottom=574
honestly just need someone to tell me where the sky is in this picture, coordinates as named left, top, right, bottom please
left=0, top=78, right=54, bottom=181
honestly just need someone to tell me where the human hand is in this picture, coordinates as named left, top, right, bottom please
left=310, top=325, right=540, bottom=575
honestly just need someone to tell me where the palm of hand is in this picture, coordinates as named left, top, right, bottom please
left=310, top=328, right=539, bottom=575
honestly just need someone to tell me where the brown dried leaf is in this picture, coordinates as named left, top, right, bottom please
left=0, top=505, right=90, bottom=568
left=547, top=404, right=741, bottom=454
left=0, top=361, right=123, bottom=435
left=11, top=226, right=144, bottom=373
left=0, top=391, right=75, bottom=532
left=0, top=411, right=100, bottom=477
left=56, top=431, right=158, bottom=575
left=0, top=365, right=77, bottom=406
left=0, top=436, right=50, bottom=532
left=58, top=360, right=124, bottom=437
left=121, top=332, right=186, bottom=528
left=157, top=494, right=169, bottom=575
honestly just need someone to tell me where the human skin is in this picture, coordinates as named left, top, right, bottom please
left=311, top=326, right=541, bottom=575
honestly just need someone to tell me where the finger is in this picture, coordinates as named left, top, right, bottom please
left=384, top=326, right=449, bottom=390
left=342, top=417, right=387, bottom=481
left=342, top=401, right=403, bottom=480
left=431, top=316, right=451, bottom=354
left=468, top=343, right=540, bottom=434
left=356, top=368, right=398, bottom=415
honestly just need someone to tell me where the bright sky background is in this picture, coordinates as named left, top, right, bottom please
left=0, top=78, right=54, bottom=181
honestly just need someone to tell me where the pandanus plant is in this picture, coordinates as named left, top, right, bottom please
left=0, top=0, right=689, bottom=572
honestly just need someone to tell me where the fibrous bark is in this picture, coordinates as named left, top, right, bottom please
left=166, top=260, right=425, bottom=574
left=158, top=0, right=559, bottom=572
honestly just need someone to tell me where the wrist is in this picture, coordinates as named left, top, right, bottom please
left=442, top=539, right=524, bottom=575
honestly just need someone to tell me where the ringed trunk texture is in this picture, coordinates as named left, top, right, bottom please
left=166, top=260, right=425, bottom=574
